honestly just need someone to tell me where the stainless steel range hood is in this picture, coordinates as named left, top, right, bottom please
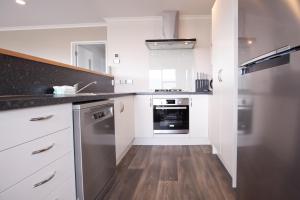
left=145, top=11, right=197, bottom=50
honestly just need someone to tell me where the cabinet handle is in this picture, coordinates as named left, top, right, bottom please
left=218, top=69, right=223, bottom=82
left=30, top=115, right=54, bottom=122
left=190, top=98, right=193, bottom=107
left=120, top=102, right=125, bottom=113
left=150, top=98, right=152, bottom=107
left=32, top=143, right=55, bottom=155
left=33, top=171, right=56, bottom=188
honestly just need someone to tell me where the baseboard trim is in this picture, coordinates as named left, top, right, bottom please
left=133, top=137, right=210, bottom=145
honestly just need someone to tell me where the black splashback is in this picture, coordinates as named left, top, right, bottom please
left=0, top=54, right=114, bottom=95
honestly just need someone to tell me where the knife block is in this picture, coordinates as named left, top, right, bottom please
left=195, top=79, right=210, bottom=92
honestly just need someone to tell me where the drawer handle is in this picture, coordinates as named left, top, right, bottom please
left=32, top=143, right=55, bottom=155
left=33, top=171, right=56, bottom=188
left=30, top=115, right=54, bottom=122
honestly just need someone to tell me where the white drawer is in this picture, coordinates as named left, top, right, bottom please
left=45, top=176, right=76, bottom=200
left=0, top=152, right=74, bottom=200
left=0, top=104, right=72, bottom=151
left=0, top=128, right=73, bottom=193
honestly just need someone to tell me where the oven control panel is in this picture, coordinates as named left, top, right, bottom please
left=153, top=98, right=189, bottom=106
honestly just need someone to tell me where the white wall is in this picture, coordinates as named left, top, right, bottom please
left=0, top=26, right=107, bottom=65
left=107, top=16, right=212, bottom=92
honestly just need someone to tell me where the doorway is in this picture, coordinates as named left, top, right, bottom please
left=71, top=41, right=107, bottom=74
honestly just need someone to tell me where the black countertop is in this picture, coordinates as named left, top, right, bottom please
left=0, top=93, right=135, bottom=111
left=0, top=91, right=212, bottom=111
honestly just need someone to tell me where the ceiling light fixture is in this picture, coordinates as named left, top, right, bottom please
left=16, top=0, right=26, bottom=5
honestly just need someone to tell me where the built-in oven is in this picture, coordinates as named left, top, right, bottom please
left=153, top=98, right=189, bottom=134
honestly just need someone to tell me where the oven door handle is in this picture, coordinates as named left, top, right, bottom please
left=155, top=106, right=187, bottom=110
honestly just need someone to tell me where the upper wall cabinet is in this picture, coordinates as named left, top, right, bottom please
left=210, top=0, right=238, bottom=187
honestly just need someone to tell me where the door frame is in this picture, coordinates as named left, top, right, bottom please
left=70, top=40, right=108, bottom=73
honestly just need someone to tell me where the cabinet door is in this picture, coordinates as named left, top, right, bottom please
left=189, top=96, right=208, bottom=138
left=211, top=0, right=238, bottom=187
left=0, top=153, right=74, bottom=200
left=0, top=104, right=72, bottom=152
left=114, top=96, right=134, bottom=163
left=211, top=1, right=223, bottom=154
left=134, top=95, right=153, bottom=138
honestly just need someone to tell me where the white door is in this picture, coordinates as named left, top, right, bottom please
left=211, top=2, right=223, bottom=154
left=76, top=45, right=94, bottom=71
left=72, top=42, right=107, bottom=73
left=211, top=0, right=238, bottom=187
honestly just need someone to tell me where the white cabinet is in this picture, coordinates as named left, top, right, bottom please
left=211, top=0, right=238, bottom=187
left=114, top=96, right=135, bottom=164
left=134, top=95, right=153, bottom=138
left=0, top=103, right=72, bottom=152
left=0, top=128, right=73, bottom=192
left=45, top=176, right=76, bottom=200
left=0, top=104, right=76, bottom=199
left=189, top=95, right=209, bottom=138
left=0, top=152, right=75, bottom=200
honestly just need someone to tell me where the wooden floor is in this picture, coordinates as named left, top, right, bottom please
left=104, top=146, right=236, bottom=200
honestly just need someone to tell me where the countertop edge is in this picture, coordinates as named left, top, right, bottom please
left=0, top=93, right=135, bottom=111
left=0, top=92, right=212, bottom=111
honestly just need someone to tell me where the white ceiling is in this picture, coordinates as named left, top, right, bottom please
left=0, top=0, right=215, bottom=28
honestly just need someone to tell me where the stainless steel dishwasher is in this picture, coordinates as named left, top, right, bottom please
left=73, top=100, right=116, bottom=200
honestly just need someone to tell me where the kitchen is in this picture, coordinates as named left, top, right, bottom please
left=0, top=0, right=299, bottom=200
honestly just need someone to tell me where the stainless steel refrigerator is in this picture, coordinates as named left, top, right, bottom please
left=238, top=0, right=300, bottom=199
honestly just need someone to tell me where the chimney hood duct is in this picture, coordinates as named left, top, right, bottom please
left=145, top=10, right=196, bottom=50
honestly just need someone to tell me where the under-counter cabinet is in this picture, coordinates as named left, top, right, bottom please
left=114, top=96, right=135, bottom=164
left=134, top=95, right=153, bottom=139
left=0, top=104, right=76, bottom=200
left=189, top=95, right=209, bottom=139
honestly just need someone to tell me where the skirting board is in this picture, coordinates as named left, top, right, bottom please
left=116, top=139, right=134, bottom=165
left=133, top=137, right=210, bottom=145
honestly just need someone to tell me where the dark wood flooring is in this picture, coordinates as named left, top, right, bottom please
left=104, top=145, right=236, bottom=200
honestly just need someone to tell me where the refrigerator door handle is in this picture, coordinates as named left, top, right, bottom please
left=241, top=45, right=300, bottom=67
left=240, top=45, right=300, bottom=75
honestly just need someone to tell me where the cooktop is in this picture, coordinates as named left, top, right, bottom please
left=154, top=89, right=183, bottom=92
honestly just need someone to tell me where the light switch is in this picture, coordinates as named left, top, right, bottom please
left=113, top=54, right=120, bottom=64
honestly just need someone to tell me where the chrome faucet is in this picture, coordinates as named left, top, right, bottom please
left=74, top=81, right=97, bottom=93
